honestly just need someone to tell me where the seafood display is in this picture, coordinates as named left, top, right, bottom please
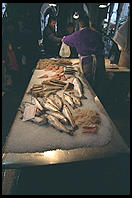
left=73, top=109, right=101, bottom=133
left=36, top=58, right=72, bottom=70
left=62, top=104, right=77, bottom=130
left=46, top=110, right=68, bottom=123
left=20, top=93, right=77, bottom=135
left=69, top=93, right=82, bottom=107
left=63, top=93, right=75, bottom=109
left=52, top=94, right=63, bottom=110
left=20, top=58, right=102, bottom=136
left=46, top=114, right=73, bottom=135
left=27, top=79, right=73, bottom=98
left=64, top=66, right=78, bottom=75
left=72, top=77, right=87, bottom=99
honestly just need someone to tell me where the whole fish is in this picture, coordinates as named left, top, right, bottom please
left=43, top=86, right=62, bottom=92
left=46, top=110, right=67, bottom=123
left=63, top=93, right=76, bottom=109
left=45, top=97, right=60, bottom=111
left=42, top=80, right=64, bottom=87
left=73, top=77, right=87, bottom=99
left=53, top=94, right=63, bottom=110
left=43, top=101, right=60, bottom=112
left=62, top=104, right=77, bottom=130
left=50, top=79, right=66, bottom=86
left=46, top=114, right=73, bottom=135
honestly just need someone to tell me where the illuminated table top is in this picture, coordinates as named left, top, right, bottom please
left=2, top=58, right=130, bottom=169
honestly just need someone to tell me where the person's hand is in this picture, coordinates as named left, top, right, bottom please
left=61, top=36, right=66, bottom=42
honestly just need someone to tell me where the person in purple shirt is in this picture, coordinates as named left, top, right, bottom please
left=62, top=15, right=106, bottom=94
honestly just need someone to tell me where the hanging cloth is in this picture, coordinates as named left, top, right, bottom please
left=78, top=54, right=97, bottom=81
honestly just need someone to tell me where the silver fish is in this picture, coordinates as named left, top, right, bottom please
left=42, top=80, right=64, bottom=87
left=63, top=93, right=76, bottom=109
left=46, top=114, right=73, bottom=135
left=62, top=104, right=77, bottom=130
left=50, top=79, right=66, bottom=86
left=53, top=94, right=63, bottom=110
left=43, top=86, right=62, bottom=92
left=43, top=101, right=60, bottom=112
left=73, top=77, right=87, bottom=99
left=46, top=110, right=67, bottom=123
left=46, top=97, right=60, bottom=111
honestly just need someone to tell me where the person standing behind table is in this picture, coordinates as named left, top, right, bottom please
left=62, top=15, right=106, bottom=94
left=43, top=15, right=62, bottom=58
left=65, top=22, right=78, bottom=58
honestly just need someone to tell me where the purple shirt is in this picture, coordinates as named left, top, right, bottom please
left=63, top=27, right=104, bottom=57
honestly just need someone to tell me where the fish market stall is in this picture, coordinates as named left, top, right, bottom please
left=2, top=58, right=129, bottom=168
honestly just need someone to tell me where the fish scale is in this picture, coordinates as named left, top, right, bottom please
left=46, top=110, right=67, bottom=123
left=73, top=77, right=87, bottom=99
left=63, top=93, right=75, bottom=109
left=62, top=104, right=77, bottom=129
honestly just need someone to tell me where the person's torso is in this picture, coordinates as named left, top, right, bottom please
left=73, top=28, right=103, bottom=56
left=43, top=25, right=58, bottom=55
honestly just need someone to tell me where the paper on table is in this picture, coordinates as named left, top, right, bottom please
left=22, top=104, right=37, bottom=121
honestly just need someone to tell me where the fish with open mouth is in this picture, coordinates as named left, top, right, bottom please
left=72, top=77, right=87, bottom=99
left=62, top=104, right=77, bottom=130
left=63, top=93, right=76, bottom=109
left=46, top=114, right=73, bottom=135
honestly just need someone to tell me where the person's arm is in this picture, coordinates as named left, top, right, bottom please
left=63, top=33, right=76, bottom=48
left=43, top=27, right=60, bottom=45
left=49, top=32, right=62, bottom=43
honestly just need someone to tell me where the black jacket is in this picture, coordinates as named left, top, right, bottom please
left=43, top=25, right=62, bottom=57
